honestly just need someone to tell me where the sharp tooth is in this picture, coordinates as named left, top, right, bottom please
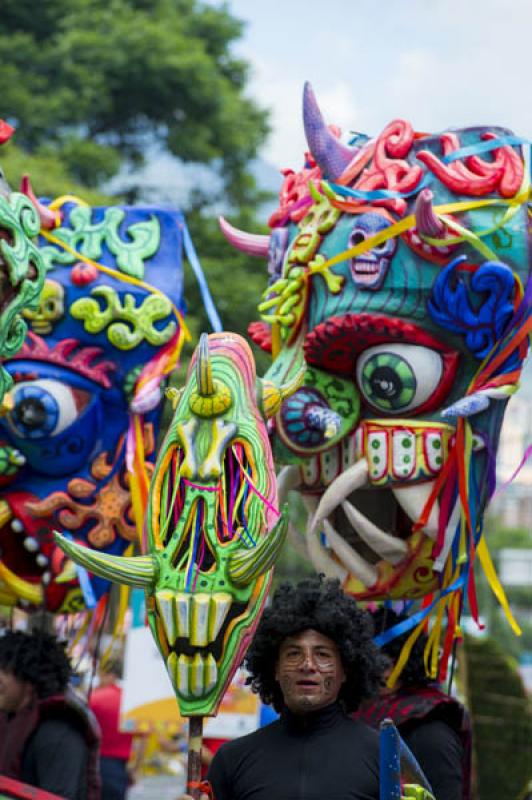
left=177, top=654, right=190, bottom=697
left=190, top=594, right=210, bottom=646
left=24, top=537, right=39, bottom=553
left=311, top=459, right=368, bottom=534
left=191, top=654, right=205, bottom=697
left=204, top=654, right=217, bottom=693
left=341, top=501, right=408, bottom=564
left=208, top=593, right=232, bottom=642
left=322, top=519, right=378, bottom=586
left=55, top=560, right=77, bottom=584
left=277, top=465, right=301, bottom=504
left=306, top=516, right=348, bottom=581
left=175, top=593, right=190, bottom=637
left=156, top=590, right=178, bottom=646
left=0, top=501, right=12, bottom=528
left=393, top=482, right=439, bottom=540
left=11, top=519, right=23, bottom=533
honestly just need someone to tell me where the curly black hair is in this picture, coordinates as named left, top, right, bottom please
left=244, top=576, right=386, bottom=713
left=371, top=607, right=431, bottom=687
left=0, top=630, right=72, bottom=698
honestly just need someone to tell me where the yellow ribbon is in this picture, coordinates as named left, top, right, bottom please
left=477, top=537, right=522, bottom=635
left=314, top=186, right=530, bottom=273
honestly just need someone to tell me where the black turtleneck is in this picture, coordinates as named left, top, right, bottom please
left=207, top=702, right=380, bottom=800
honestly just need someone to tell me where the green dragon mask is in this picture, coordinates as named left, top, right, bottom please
left=56, top=332, right=299, bottom=715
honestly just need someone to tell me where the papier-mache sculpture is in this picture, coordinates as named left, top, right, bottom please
left=0, top=123, right=47, bottom=404
left=220, top=82, right=531, bottom=678
left=0, top=192, right=190, bottom=613
left=56, top=332, right=294, bottom=715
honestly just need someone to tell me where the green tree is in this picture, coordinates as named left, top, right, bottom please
left=0, top=0, right=269, bottom=207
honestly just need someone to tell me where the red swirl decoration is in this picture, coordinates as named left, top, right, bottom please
left=417, top=131, right=523, bottom=197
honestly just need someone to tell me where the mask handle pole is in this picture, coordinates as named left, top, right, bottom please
left=187, top=714, right=204, bottom=800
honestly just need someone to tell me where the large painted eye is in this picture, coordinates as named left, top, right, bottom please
left=6, top=379, right=85, bottom=439
left=356, top=344, right=443, bottom=413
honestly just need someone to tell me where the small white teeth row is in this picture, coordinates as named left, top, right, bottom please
left=155, top=591, right=232, bottom=648
left=167, top=652, right=217, bottom=698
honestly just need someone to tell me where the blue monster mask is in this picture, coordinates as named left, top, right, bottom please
left=0, top=197, right=188, bottom=613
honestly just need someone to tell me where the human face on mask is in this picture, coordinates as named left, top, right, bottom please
left=275, top=628, right=346, bottom=715
left=0, top=669, right=33, bottom=713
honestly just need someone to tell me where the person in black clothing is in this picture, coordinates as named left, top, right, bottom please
left=184, top=576, right=387, bottom=800
left=0, top=629, right=101, bottom=800
left=356, top=608, right=472, bottom=800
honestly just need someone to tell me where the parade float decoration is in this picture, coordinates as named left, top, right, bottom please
left=56, top=332, right=293, bottom=793
left=0, top=123, right=47, bottom=406
left=0, top=192, right=219, bottom=615
left=220, top=82, right=532, bottom=681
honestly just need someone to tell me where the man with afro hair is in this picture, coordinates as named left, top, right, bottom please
left=0, top=630, right=101, bottom=800
left=355, top=608, right=472, bottom=800
left=198, top=576, right=386, bottom=800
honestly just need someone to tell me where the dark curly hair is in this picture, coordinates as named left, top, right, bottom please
left=0, top=630, right=72, bottom=698
left=371, top=607, right=431, bottom=687
left=244, top=576, right=386, bottom=713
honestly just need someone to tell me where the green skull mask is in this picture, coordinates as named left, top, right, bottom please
left=56, top=332, right=297, bottom=715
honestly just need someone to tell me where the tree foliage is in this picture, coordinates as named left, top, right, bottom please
left=462, top=635, right=532, bottom=800
left=0, top=0, right=269, bottom=206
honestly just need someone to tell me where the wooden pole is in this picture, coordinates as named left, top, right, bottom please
left=187, top=715, right=204, bottom=800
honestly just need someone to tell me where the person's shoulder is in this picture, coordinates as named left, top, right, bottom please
left=32, top=716, right=87, bottom=747
left=343, top=715, right=381, bottom=745
left=215, top=721, right=280, bottom=757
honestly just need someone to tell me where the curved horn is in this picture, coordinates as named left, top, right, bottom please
left=0, top=561, right=43, bottom=605
left=228, top=506, right=288, bottom=585
left=219, top=216, right=270, bottom=257
left=303, top=82, right=357, bottom=180
left=54, top=532, right=158, bottom=588
left=20, top=175, right=60, bottom=230
left=197, top=333, right=214, bottom=397
left=257, top=364, right=306, bottom=419
left=415, top=188, right=445, bottom=237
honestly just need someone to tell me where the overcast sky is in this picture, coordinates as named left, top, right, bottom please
left=223, top=0, right=532, bottom=171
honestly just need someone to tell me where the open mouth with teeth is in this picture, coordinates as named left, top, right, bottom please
left=0, top=491, right=81, bottom=610
left=279, top=420, right=486, bottom=601
left=142, top=432, right=286, bottom=714
left=350, top=257, right=389, bottom=288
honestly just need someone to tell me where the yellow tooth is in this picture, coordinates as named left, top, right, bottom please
left=177, top=654, right=190, bottom=697
left=208, top=593, right=232, bottom=641
left=156, top=590, right=178, bottom=646
left=0, top=500, right=12, bottom=528
left=204, top=654, right=217, bottom=694
left=175, top=593, right=190, bottom=638
left=167, top=652, right=178, bottom=691
left=191, top=654, right=205, bottom=697
left=55, top=559, right=77, bottom=584
left=0, top=561, right=43, bottom=605
left=190, top=594, right=210, bottom=646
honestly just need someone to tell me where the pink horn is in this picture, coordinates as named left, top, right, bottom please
left=219, top=216, right=270, bottom=257
left=20, top=175, right=60, bottom=230
left=415, top=188, right=445, bottom=237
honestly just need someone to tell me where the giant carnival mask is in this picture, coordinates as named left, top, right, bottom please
left=0, top=124, right=46, bottom=404
left=0, top=193, right=187, bottom=613
left=220, top=83, right=530, bottom=660
left=56, top=332, right=292, bottom=715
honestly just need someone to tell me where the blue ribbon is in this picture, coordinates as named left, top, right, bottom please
left=373, top=572, right=467, bottom=647
left=181, top=221, right=223, bottom=332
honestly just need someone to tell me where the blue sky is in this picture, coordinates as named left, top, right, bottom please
left=223, top=0, right=532, bottom=171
